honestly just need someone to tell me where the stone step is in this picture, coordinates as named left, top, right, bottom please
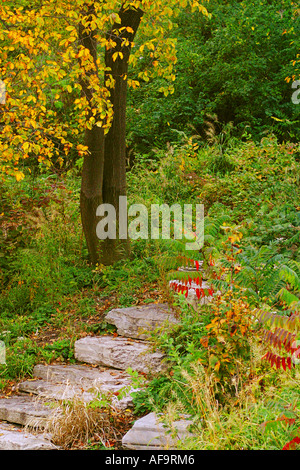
left=178, top=263, right=204, bottom=272
left=0, top=396, right=52, bottom=428
left=33, top=364, right=133, bottom=390
left=18, top=364, right=140, bottom=410
left=122, top=412, right=195, bottom=450
left=105, top=303, right=179, bottom=340
left=0, top=422, right=58, bottom=450
left=75, top=335, right=166, bottom=374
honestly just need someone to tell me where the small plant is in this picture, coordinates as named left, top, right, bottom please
left=168, top=255, right=214, bottom=301
left=204, top=114, right=236, bottom=175
left=41, top=339, right=75, bottom=362
left=258, top=308, right=300, bottom=371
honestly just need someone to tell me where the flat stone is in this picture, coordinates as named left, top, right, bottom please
left=18, top=364, right=140, bottom=410
left=0, top=422, right=58, bottom=450
left=74, top=336, right=166, bottom=374
left=33, top=364, right=133, bottom=389
left=0, top=396, right=52, bottom=428
left=105, top=303, right=179, bottom=340
left=122, top=412, right=195, bottom=450
left=19, top=379, right=96, bottom=401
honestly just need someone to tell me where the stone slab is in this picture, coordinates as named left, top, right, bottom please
left=32, top=364, right=133, bottom=390
left=19, top=379, right=96, bottom=402
left=18, top=364, right=140, bottom=410
left=105, top=303, right=179, bottom=340
left=0, top=396, right=52, bottom=428
left=74, top=335, right=166, bottom=374
left=0, top=422, right=58, bottom=450
left=122, top=412, right=195, bottom=450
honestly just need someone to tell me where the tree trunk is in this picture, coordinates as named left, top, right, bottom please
left=78, top=5, right=105, bottom=265
left=79, top=4, right=143, bottom=266
left=100, top=5, right=143, bottom=265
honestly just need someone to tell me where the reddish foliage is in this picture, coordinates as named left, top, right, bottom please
left=283, top=437, right=300, bottom=450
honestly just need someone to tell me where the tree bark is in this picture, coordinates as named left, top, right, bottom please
left=78, top=4, right=105, bottom=265
left=79, top=4, right=143, bottom=266
left=100, top=5, right=143, bottom=265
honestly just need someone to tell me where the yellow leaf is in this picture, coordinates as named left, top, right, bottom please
left=228, top=232, right=243, bottom=243
left=22, top=142, right=30, bottom=152
left=15, top=171, right=25, bottom=182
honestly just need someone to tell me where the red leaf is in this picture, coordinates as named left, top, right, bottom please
left=276, top=356, right=281, bottom=369
left=270, top=353, right=277, bottom=368
left=280, top=416, right=295, bottom=426
left=283, top=436, right=300, bottom=450
left=262, top=351, right=270, bottom=361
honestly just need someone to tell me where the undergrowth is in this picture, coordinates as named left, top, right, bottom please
left=0, top=134, right=299, bottom=449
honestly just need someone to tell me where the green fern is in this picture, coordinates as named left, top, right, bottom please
left=234, top=245, right=300, bottom=308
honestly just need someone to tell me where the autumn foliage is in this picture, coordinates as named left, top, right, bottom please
left=0, top=0, right=210, bottom=181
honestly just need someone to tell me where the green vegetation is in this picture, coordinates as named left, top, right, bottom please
left=0, top=0, right=300, bottom=451
left=127, top=0, right=300, bottom=154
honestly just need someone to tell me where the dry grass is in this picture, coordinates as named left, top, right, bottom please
left=159, top=362, right=256, bottom=450
left=159, top=339, right=300, bottom=450
left=25, top=386, right=134, bottom=450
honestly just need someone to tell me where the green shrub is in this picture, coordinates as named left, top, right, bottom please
left=127, top=0, right=300, bottom=154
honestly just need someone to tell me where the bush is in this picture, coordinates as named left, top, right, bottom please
left=127, top=0, right=300, bottom=154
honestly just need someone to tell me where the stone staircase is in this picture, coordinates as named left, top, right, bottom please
left=0, top=302, right=195, bottom=450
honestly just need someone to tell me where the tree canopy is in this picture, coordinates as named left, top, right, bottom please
left=0, top=0, right=210, bottom=182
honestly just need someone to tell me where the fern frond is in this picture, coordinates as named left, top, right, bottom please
left=276, top=288, right=300, bottom=306
left=278, top=264, right=300, bottom=291
left=262, top=351, right=293, bottom=370
left=283, top=231, right=300, bottom=246
left=167, top=270, right=203, bottom=283
left=261, top=327, right=296, bottom=353
left=235, top=266, right=257, bottom=287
